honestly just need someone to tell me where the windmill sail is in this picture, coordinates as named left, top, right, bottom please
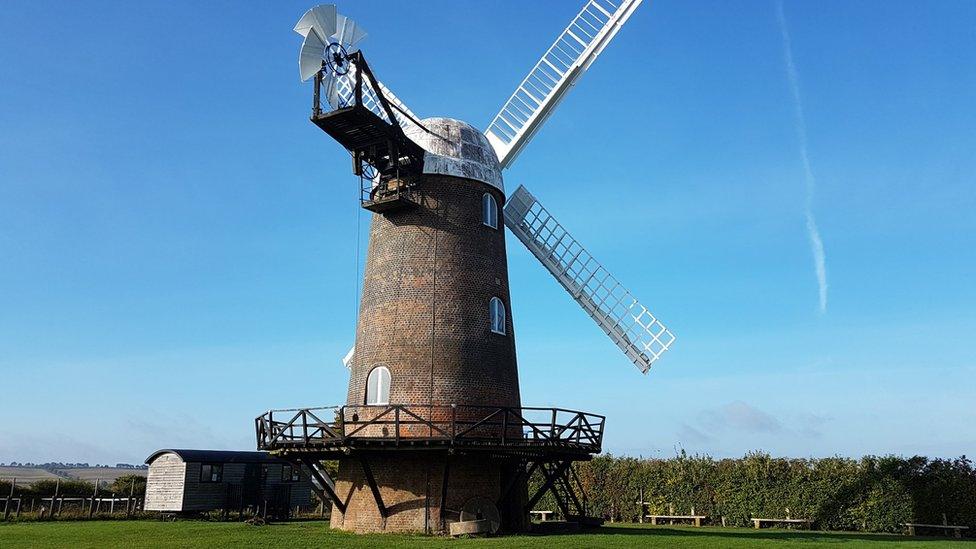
left=485, top=0, right=644, bottom=169
left=504, top=185, right=674, bottom=373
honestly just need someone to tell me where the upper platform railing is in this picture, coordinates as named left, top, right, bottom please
left=255, top=404, right=605, bottom=456
left=312, top=51, right=427, bottom=139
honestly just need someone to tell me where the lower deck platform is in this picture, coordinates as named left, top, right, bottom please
left=254, top=404, right=606, bottom=533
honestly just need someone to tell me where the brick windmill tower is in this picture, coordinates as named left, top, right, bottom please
left=257, top=1, right=674, bottom=534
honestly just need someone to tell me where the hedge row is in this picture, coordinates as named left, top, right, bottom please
left=530, top=452, right=976, bottom=534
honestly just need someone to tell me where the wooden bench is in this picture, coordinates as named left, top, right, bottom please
left=635, top=492, right=705, bottom=527
left=904, top=523, right=969, bottom=538
left=530, top=510, right=554, bottom=522
left=647, top=514, right=706, bottom=527
left=752, top=517, right=811, bottom=530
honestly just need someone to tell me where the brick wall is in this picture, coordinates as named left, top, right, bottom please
left=348, top=175, right=521, bottom=408
left=335, top=174, right=527, bottom=533
left=330, top=453, right=526, bottom=534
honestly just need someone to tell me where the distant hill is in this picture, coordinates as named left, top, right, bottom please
left=0, top=465, right=147, bottom=487
left=58, top=467, right=147, bottom=485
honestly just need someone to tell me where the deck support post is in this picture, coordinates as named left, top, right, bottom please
left=438, top=453, right=451, bottom=529
left=497, top=460, right=529, bottom=510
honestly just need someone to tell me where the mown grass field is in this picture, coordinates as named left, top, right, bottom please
left=0, top=467, right=61, bottom=485
left=0, top=521, right=970, bottom=548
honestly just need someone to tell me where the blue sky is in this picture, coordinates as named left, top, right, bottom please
left=1, top=1, right=974, bottom=464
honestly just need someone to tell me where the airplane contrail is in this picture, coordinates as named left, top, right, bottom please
left=776, top=1, right=828, bottom=314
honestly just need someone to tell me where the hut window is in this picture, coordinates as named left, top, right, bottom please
left=200, top=463, right=222, bottom=483
left=490, top=297, right=506, bottom=335
left=482, top=193, right=498, bottom=229
left=281, top=464, right=300, bottom=482
left=365, top=365, right=391, bottom=405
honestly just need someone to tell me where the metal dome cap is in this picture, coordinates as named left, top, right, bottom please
left=406, top=117, right=504, bottom=192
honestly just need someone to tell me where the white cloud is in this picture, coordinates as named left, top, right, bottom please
left=777, top=1, right=829, bottom=314
left=699, top=401, right=785, bottom=434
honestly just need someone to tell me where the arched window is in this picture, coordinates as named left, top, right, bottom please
left=482, top=193, right=498, bottom=229
left=365, top=365, right=391, bottom=405
left=490, top=297, right=506, bottom=335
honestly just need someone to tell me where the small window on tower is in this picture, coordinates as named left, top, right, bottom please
left=365, top=365, right=391, bottom=405
left=482, top=193, right=498, bottom=229
left=490, top=297, right=506, bottom=335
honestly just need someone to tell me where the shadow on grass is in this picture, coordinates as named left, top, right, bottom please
left=540, top=525, right=972, bottom=544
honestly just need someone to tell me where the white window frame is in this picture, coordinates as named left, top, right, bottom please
left=490, top=297, right=506, bottom=335
left=482, top=193, right=499, bottom=229
left=365, top=365, right=391, bottom=405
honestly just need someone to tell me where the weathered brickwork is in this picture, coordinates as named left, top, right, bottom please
left=335, top=174, right=526, bottom=533
left=330, top=454, right=525, bottom=534
left=348, top=175, right=520, bottom=409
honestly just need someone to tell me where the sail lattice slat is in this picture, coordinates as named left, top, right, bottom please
left=485, top=0, right=643, bottom=168
left=504, top=185, right=674, bottom=373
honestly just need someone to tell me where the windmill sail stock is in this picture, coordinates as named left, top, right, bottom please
left=484, top=0, right=644, bottom=169
left=504, top=186, right=674, bottom=373
left=485, top=0, right=671, bottom=373
left=309, top=0, right=661, bottom=370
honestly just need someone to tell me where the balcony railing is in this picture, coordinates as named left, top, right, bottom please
left=255, top=404, right=605, bottom=455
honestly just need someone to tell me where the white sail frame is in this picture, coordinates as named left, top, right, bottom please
left=484, top=0, right=644, bottom=169
left=504, top=185, right=674, bottom=373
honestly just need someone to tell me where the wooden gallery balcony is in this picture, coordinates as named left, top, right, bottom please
left=255, top=404, right=605, bottom=460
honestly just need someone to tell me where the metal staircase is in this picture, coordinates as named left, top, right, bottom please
left=294, top=457, right=347, bottom=515
left=527, top=460, right=603, bottom=527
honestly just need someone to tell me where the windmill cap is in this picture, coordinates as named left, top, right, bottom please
left=408, top=117, right=504, bottom=193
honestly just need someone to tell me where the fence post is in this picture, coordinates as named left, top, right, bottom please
left=127, top=479, right=135, bottom=517
left=3, top=478, right=14, bottom=520
left=88, top=479, right=99, bottom=519
left=638, top=488, right=643, bottom=523
left=51, top=478, right=60, bottom=520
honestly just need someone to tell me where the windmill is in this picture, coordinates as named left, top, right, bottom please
left=256, top=0, right=673, bottom=534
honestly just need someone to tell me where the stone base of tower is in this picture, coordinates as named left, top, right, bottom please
left=329, top=453, right=527, bottom=534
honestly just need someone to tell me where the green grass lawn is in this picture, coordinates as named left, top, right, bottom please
left=0, top=520, right=971, bottom=548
